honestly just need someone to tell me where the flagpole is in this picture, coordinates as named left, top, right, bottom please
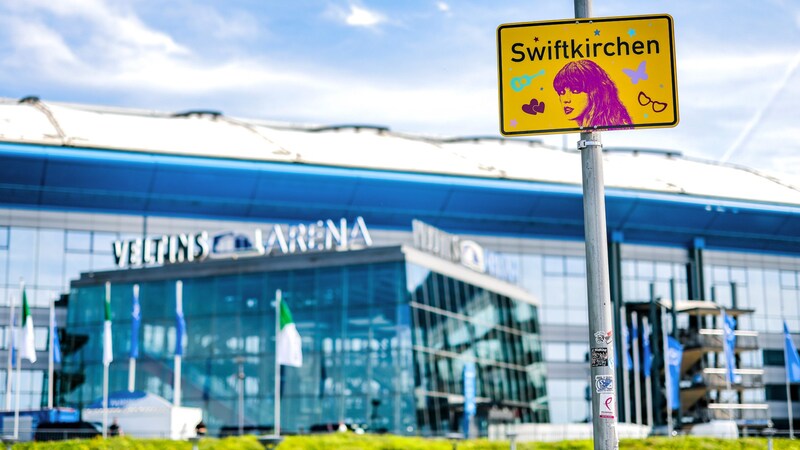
left=643, top=318, right=653, bottom=428
left=174, top=281, right=182, bottom=407
left=621, top=305, right=631, bottom=423
left=783, top=320, right=794, bottom=439
left=631, top=311, right=642, bottom=425
left=48, top=298, right=55, bottom=409
left=13, top=331, right=21, bottom=440
left=103, top=281, right=110, bottom=439
left=661, top=306, right=673, bottom=436
left=786, top=329, right=795, bottom=439
left=129, top=284, right=139, bottom=392
left=274, top=289, right=281, bottom=437
left=5, top=294, right=15, bottom=411
left=12, top=281, right=22, bottom=439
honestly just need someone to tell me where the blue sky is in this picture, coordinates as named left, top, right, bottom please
left=0, top=0, right=798, bottom=179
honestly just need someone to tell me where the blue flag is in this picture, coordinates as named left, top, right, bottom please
left=643, top=323, right=652, bottom=377
left=175, top=282, right=186, bottom=356
left=631, top=323, right=639, bottom=372
left=721, top=310, right=737, bottom=384
left=667, top=336, right=683, bottom=410
left=784, top=322, right=800, bottom=383
left=51, top=311, right=62, bottom=364
left=623, top=325, right=633, bottom=371
left=130, top=285, right=141, bottom=359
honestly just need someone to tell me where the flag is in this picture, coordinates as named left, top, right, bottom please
left=622, top=325, right=633, bottom=371
left=19, top=289, right=37, bottom=363
left=130, top=285, right=141, bottom=359
left=784, top=322, right=800, bottom=383
left=631, top=323, right=639, bottom=372
left=642, top=322, right=652, bottom=377
left=721, top=309, right=737, bottom=384
left=175, top=282, right=186, bottom=357
left=277, top=301, right=302, bottom=367
left=51, top=308, right=62, bottom=364
left=667, top=336, right=683, bottom=410
left=103, top=286, right=113, bottom=366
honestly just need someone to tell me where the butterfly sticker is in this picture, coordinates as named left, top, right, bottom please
left=622, top=61, right=648, bottom=85
left=638, top=91, right=667, bottom=113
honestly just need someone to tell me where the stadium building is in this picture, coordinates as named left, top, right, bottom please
left=0, top=97, right=798, bottom=435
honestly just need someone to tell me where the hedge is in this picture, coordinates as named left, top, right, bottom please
left=9, top=434, right=800, bottom=450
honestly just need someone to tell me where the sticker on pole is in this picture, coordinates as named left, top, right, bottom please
left=599, top=393, right=616, bottom=419
left=595, top=375, right=614, bottom=393
left=497, top=14, right=678, bottom=136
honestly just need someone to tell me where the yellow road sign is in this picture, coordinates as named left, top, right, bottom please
left=497, top=14, right=678, bottom=136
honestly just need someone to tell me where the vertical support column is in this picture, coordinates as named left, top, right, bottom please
left=688, top=238, right=706, bottom=301
left=670, top=279, right=682, bottom=428
left=648, top=283, right=663, bottom=426
left=609, top=231, right=626, bottom=423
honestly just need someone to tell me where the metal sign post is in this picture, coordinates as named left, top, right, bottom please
left=497, top=2, right=678, bottom=447
left=575, top=2, right=618, bottom=449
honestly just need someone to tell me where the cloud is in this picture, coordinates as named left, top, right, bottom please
left=436, top=2, right=450, bottom=13
left=0, top=17, right=79, bottom=69
left=344, top=4, right=385, bottom=27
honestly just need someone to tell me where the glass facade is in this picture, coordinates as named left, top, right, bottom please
left=1, top=208, right=800, bottom=429
left=407, top=263, right=547, bottom=435
left=63, top=247, right=546, bottom=435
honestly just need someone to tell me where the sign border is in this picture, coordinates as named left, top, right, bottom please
left=497, top=14, right=678, bottom=136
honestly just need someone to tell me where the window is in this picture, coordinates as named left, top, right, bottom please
left=763, top=349, right=785, bottom=366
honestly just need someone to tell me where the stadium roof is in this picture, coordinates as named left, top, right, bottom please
left=0, top=97, right=798, bottom=254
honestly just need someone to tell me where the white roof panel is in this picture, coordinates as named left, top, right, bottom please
left=0, top=97, right=797, bottom=207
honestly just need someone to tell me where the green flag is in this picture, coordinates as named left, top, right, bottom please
left=19, top=290, right=37, bottom=363
left=277, top=301, right=302, bottom=367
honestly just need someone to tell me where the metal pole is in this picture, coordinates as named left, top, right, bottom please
left=631, top=312, right=642, bottom=425
left=661, top=306, right=673, bottom=435
left=574, top=93, right=618, bottom=450
left=103, top=281, right=110, bottom=439
left=238, top=357, right=245, bottom=436
left=129, top=284, right=139, bottom=392
left=643, top=318, right=654, bottom=428
left=787, top=331, right=795, bottom=439
left=14, top=279, right=25, bottom=441
left=48, top=298, right=54, bottom=408
left=14, top=338, right=24, bottom=440
left=275, top=289, right=282, bottom=436
left=174, top=281, right=182, bottom=407
left=620, top=306, right=631, bottom=423
left=5, top=293, right=15, bottom=411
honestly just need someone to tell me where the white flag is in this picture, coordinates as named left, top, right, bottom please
left=19, top=289, right=36, bottom=363
left=277, top=301, right=302, bottom=367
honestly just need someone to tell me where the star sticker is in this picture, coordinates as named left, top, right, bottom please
left=594, top=29, right=600, bottom=36
left=534, top=37, right=539, bottom=42
left=509, top=119, right=518, bottom=127
left=627, top=28, right=636, bottom=37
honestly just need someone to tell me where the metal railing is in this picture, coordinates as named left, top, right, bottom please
left=701, top=368, right=764, bottom=389
left=707, top=403, right=770, bottom=423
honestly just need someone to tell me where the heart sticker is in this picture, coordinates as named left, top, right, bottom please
left=522, top=99, right=545, bottom=115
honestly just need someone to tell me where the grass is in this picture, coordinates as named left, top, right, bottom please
left=9, top=434, right=800, bottom=449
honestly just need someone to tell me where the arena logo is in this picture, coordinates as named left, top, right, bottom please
left=112, top=217, right=372, bottom=268
left=411, top=220, right=517, bottom=284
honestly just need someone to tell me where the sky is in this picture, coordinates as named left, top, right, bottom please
left=0, top=0, right=798, bottom=181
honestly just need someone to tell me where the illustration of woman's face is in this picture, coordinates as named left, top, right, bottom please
left=557, top=87, right=588, bottom=121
